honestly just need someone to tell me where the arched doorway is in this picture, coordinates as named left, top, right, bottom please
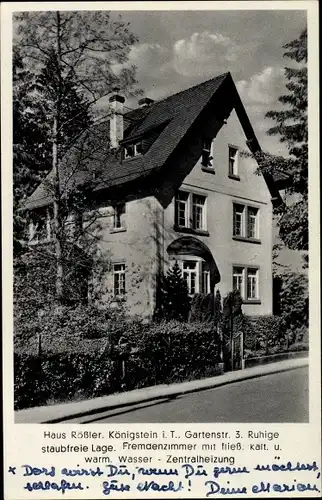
left=167, top=236, right=220, bottom=295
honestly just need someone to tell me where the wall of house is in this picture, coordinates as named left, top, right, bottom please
left=97, top=195, right=159, bottom=317
left=161, top=108, right=273, bottom=315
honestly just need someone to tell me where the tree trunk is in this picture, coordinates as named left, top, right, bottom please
left=52, top=116, right=64, bottom=303
left=53, top=11, right=64, bottom=304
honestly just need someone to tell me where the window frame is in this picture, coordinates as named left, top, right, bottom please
left=112, top=203, right=125, bottom=229
left=28, top=207, right=53, bottom=244
left=200, top=137, right=215, bottom=172
left=232, top=265, right=260, bottom=303
left=112, top=262, right=126, bottom=298
left=174, top=190, right=208, bottom=234
left=228, top=145, right=240, bottom=180
left=124, top=140, right=144, bottom=159
left=177, top=257, right=210, bottom=296
left=232, top=202, right=260, bottom=243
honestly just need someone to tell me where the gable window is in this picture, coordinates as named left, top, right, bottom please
left=124, top=141, right=143, bottom=159
left=113, top=263, right=126, bottom=296
left=228, top=146, right=239, bottom=178
left=233, top=266, right=260, bottom=302
left=175, top=191, right=207, bottom=232
left=233, top=203, right=260, bottom=241
left=201, top=138, right=214, bottom=169
left=112, top=203, right=125, bottom=229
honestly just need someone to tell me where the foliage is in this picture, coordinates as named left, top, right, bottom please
left=241, top=315, right=286, bottom=354
left=214, top=289, right=223, bottom=324
left=189, top=293, right=215, bottom=322
left=15, top=318, right=222, bottom=410
left=157, top=262, right=191, bottom=321
left=14, top=352, right=118, bottom=410
left=259, top=28, right=308, bottom=252
left=13, top=11, right=141, bottom=302
left=277, top=271, right=309, bottom=332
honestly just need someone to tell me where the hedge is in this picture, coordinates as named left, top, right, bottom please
left=14, top=320, right=222, bottom=410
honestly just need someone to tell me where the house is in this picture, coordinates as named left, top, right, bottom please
left=24, top=72, right=284, bottom=318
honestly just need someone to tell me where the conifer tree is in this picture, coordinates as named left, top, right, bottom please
left=160, top=261, right=190, bottom=321
left=254, top=28, right=308, bottom=255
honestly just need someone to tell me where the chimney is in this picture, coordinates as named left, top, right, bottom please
left=138, top=97, right=154, bottom=107
left=109, top=89, right=125, bottom=149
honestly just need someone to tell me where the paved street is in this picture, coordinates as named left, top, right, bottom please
left=75, top=366, right=308, bottom=424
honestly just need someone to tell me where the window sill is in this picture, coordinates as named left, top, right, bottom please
left=242, top=299, right=261, bottom=305
left=173, top=225, right=209, bottom=237
left=201, top=166, right=215, bottom=175
left=228, top=174, right=240, bottom=181
left=113, top=295, right=127, bottom=303
left=232, top=236, right=261, bottom=245
left=110, top=227, right=127, bottom=234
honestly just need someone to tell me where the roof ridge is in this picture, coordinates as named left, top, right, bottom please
left=126, top=72, right=230, bottom=116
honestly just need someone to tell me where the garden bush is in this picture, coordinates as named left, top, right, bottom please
left=14, top=351, right=118, bottom=410
left=14, top=319, right=222, bottom=410
left=240, top=315, right=286, bottom=354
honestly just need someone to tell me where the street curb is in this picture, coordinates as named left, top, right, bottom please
left=15, top=357, right=308, bottom=424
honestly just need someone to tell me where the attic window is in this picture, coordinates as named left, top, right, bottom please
left=124, top=141, right=143, bottom=159
left=201, top=139, right=214, bottom=169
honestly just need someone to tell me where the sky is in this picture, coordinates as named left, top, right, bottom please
left=113, top=9, right=307, bottom=156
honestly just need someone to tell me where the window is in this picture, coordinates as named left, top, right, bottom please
left=233, top=204, right=245, bottom=237
left=113, top=203, right=125, bottom=229
left=229, top=146, right=239, bottom=177
left=201, top=263, right=210, bottom=294
left=233, top=267, right=245, bottom=298
left=192, top=194, right=206, bottom=230
left=247, top=207, right=259, bottom=239
left=175, top=191, right=207, bottom=231
left=233, top=266, right=259, bottom=301
left=28, top=207, right=53, bottom=244
left=113, top=263, right=126, bottom=296
left=175, top=191, right=189, bottom=227
left=201, top=138, right=214, bottom=168
left=233, top=203, right=259, bottom=240
left=124, top=141, right=143, bottom=159
left=247, top=268, right=259, bottom=300
left=182, top=261, right=198, bottom=295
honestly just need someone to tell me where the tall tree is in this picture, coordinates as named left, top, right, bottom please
left=14, top=11, right=139, bottom=302
left=261, top=28, right=308, bottom=254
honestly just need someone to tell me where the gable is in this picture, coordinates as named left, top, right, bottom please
left=23, top=72, right=281, bottom=211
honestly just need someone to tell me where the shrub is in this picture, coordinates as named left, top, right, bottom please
left=156, top=262, right=191, bottom=321
left=15, top=319, right=222, bottom=410
left=241, top=315, right=286, bottom=354
left=14, top=351, right=118, bottom=410
left=189, top=293, right=215, bottom=322
left=276, top=271, right=308, bottom=331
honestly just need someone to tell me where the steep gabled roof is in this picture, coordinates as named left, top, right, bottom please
left=23, top=72, right=281, bottom=210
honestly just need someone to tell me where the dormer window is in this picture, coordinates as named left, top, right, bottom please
left=201, top=138, right=214, bottom=170
left=124, top=141, right=143, bottom=159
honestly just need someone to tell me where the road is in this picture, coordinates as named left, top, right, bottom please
left=76, top=366, right=308, bottom=424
